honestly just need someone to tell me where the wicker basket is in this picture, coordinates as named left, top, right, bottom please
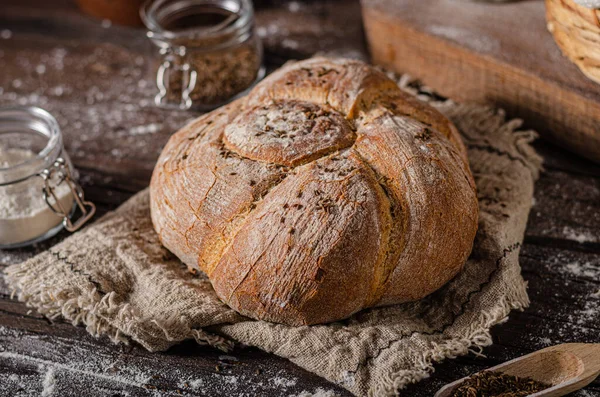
left=546, top=0, right=600, bottom=84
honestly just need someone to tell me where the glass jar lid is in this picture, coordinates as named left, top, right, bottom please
left=0, top=106, right=62, bottom=186
left=141, top=0, right=255, bottom=51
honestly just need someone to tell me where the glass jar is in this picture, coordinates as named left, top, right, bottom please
left=141, top=0, right=265, bottom=110
left=0, top=106, right=96, bottom=249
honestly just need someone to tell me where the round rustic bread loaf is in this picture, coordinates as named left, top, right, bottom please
left=150, top=57, right=479, bottom=326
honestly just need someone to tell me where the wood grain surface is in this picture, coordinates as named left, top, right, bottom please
left=0, top=0, right=599, bottom=396
left=362, top=0, right=600, bottom=164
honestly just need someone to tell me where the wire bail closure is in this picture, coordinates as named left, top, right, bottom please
left=155, top=47, right=198, bottom=110
left=40, top=157, right=96, bottom=233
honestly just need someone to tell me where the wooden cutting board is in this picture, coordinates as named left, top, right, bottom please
left=362, top=0, right=600, bottom=163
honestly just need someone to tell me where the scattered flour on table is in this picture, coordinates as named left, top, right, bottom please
left=128, top=123, right=162, bottom=136
left=289, top=387, right=339, bottom=397
left=0, top=325, right=333, bottom=396
left=187, top=378, right=204, bottom=389
left=272, top=376, right=298, bottom=387
left=41, top=367, right=56, bottom=397
left=223, top=375, right=239, bottom=384
left=0, top=325, right=159, bottom=396
left=562, top=226, right=598, bottom=244
left=538, top=337, right=552, bottom=346
left=565, top=261, right=600, bottom=278
left=527, top=250, right=600, bottom=347
left=555, top=258, right=600, bottom=329
left=0, top=350, right=152, bottom=392
left=552, top=289, right=600, bottom=343
left=541, top=250, right=600, bottom=281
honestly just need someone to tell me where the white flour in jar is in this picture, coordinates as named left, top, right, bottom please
left=0, top=147, right=73, bottom=246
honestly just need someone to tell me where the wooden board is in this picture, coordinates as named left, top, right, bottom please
left=361, top=0, right=600, bottom=164
left=0, top=0, right=599, bottom=396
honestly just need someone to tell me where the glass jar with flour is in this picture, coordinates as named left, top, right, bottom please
left=0, top=106, right=96, bottom=249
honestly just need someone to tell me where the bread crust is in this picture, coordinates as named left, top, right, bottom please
left=150, top=57, right=479, bottom=325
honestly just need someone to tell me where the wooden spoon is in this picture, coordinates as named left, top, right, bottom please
left=435, top=343, right=600, bottom=397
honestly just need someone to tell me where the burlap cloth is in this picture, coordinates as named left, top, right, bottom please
left=5, top=77, right=542, bottom=396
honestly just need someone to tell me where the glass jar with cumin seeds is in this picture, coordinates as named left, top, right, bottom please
left=141, top=0, right=265, bottom=110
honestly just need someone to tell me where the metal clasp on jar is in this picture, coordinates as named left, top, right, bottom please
left=155, top=47, right=198, bottom=110
left=40, top=157, right=96, bottom=232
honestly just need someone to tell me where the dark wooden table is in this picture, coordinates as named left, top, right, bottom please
left=1, top=1, right=599, bottom=396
